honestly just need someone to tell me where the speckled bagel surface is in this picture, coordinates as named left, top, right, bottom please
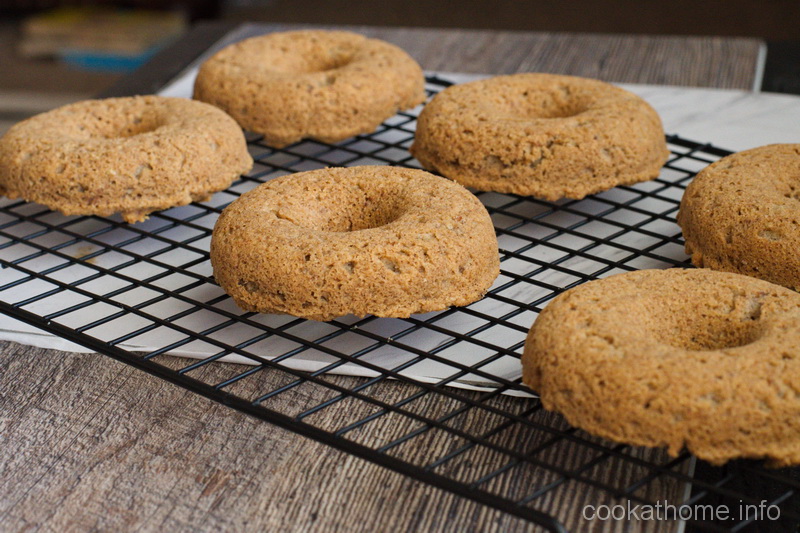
left=678, top=144, right=800, bottom=290
left=0, top=95, right=253, bottom=223
left=522, top=268, right=800, bottom=466
left=410, top=73, right=669, bottom=200
left=193, top=30, right=426, bottom=148
left=211, top=166, right=500, bottom=321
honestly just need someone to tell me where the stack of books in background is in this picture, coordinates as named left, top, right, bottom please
left=18, top=7, right=187, bottom=72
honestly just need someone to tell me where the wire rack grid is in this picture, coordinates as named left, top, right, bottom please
left=1, top=76, right=799, bottom=532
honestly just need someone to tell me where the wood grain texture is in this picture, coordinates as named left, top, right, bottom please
left=0, top=342, right=683, bottom=532
left=234, top=24, right=762, bottom=89
left=0, top=25, right=764, bottom=533
left=363, top=27, right=762, bottom=90
left=228, top=0, right=800, bottom=41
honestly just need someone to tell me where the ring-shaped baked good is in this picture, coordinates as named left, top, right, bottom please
left=0, top=95, right=253, bottom=223
left=193, top=30, right=426, bottom=148
left=210, top=166, right=500, bottom=321
left=522, top=268, right=800, bottom=466
left=410, top=73, right=669, bottom=200
left=678, top=144, right=800, bottom=290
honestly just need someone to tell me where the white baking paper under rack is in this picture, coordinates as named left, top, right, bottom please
left=0, top=71, right=720, bottom=395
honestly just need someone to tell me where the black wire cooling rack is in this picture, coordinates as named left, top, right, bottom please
left=1, top=76, right=799, bottom=532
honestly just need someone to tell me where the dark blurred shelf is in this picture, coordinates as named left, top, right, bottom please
left=226, top=0, right=800, bottom=41
left=0, top=21, right=122, bottom=95
left=763, top=41, right=800, bottom=95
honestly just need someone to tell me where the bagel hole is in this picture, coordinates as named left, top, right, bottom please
left=308, top=57, right=351, bottom=74
left=286, top=186, right=406, bottom=233
left=113, top=120, right=163, bottom=138
left=492, top=88, right=590, bottom=120
left=308, top=51, right=354, bottom=73
left=654, top=311, right=765, bottom=351
left=79, top=115, right=165, bottom=140
left=267, top=47, right=356, bottom=75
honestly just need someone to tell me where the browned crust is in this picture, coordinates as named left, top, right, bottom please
left=522, top=268, right=800, bottom=466
left=677, top=143, right=800, bottom=290
left=193, top=30, right=426, bottom=148
left=410, top=73, right=669, bottom=200
left=210, top=166, right=500, bottom=321
left=0, top=95, right=253, bottom=223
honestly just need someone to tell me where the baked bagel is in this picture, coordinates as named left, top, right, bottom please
left=0, top=95, right=252, bottom=223
left=211, top=166, right=500, bottom=321
left=411, top=73, right=669, bottom=200
left=194, top=30, right=426, bottom=147
left=523, top=268, right=800, bottom=466
left=678, top=144, right=800, bottom=290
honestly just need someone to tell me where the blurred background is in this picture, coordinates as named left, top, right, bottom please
left=0, top=0, right=798, bottom=132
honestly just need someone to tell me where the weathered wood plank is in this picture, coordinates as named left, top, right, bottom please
left=1, top=341, right=684, bottom=532
left=243, top=24, right=762, bottom=89
left=107, top=23, right=761, bottom=96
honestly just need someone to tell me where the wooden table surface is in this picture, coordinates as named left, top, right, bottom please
left=0, top=24, right=765, bottom=533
